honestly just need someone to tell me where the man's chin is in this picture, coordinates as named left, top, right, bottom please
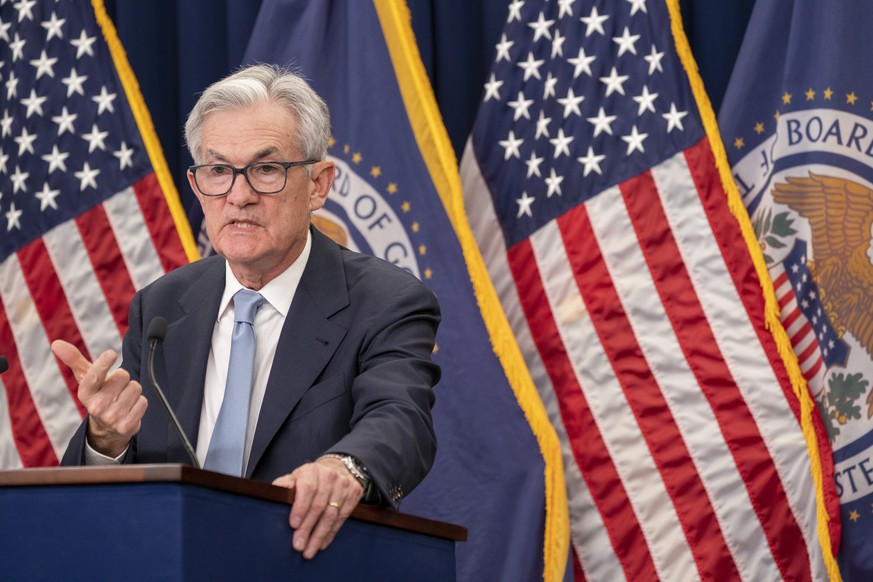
left=214, top=244, right=265, bottom=266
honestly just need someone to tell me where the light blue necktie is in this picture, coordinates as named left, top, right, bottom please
left=204, top=289, right=265, bottom=476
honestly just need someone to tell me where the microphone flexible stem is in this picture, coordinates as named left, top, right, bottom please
left=147, top=339, right=200, bottom=469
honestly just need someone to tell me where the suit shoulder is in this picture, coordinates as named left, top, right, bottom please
left=139, top=255, right=224, bottom=294
left=340, top=247, right=426, bottom=292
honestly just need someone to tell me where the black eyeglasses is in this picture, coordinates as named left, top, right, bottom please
left=189, top=160, right=318, bottom=197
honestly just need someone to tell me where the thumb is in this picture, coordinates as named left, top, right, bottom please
left=50, top=339, right=99, bottom=383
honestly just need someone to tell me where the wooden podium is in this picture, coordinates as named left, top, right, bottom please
left=0, top=465, right=466, bottom=581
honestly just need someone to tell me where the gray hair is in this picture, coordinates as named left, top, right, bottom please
left=184, top=64, right=331, bottom=164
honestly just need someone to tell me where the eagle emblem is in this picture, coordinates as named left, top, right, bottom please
left=771, top=173, right=873, bottom=361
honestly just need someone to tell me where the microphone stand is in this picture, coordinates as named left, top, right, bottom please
left=147, top=318, right=200, bottom=469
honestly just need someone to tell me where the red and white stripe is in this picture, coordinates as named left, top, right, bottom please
left=462, top=137, right=828, bottom=581
left=0, top=174, right=188, bottom=468
left=770, top=265, right=826, bottom=396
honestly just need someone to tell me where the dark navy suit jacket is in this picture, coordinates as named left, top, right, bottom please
left=62, top=227, right=440, bottom=507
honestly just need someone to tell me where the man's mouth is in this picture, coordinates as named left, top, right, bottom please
left=229, top=220, right=258, bottom=229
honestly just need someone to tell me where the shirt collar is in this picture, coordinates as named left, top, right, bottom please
left=217, top=228, right=312, bottom=321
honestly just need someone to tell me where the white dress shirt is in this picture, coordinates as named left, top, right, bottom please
left=86, top=231, right=312, bottom=469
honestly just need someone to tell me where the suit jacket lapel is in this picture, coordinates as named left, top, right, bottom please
left=247, top=229, right=348, bottom=476
left=160, top=258, right=225, bottom=458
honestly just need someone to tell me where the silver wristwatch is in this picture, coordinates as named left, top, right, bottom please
left=321, top=453, right=373, bottom=496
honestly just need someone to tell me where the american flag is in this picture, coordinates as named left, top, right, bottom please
left=0, top=0, right=193, bottom=468
left=460, top=0, right=839, bottom=579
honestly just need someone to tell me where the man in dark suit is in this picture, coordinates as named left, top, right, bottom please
left=51, top=64, right=440, bottom=560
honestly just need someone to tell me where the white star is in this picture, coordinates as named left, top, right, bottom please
left=498, top=130, right=524, bottom=160
left=580, top=6, right=609, bottom=37
left=551, top=29, right=566, bottom=58
left=558, top=0, right=576, bottom=18
left=508, top=91, right=534, bottom=121
left=587, top=107, right=617, bottom=136
left=0, top=110, right=12, bottom=137
left=61, top=68, right=88, bottom=97
left=41, top=11, right=65, bottom=40
left=507, top=0, right=524, bottom=22
left=4, top=70, right=17, bottom=99
left=644, top=45, right=664, bottom=75
left=662, top=103, right=688, bottom=132
left=557, top=88, right=585, bottom=118
left=544, top=168, right=564, bottom=197
left=9, top=32, right=25, bottom=61
left=525, top=151, right=544, bottom=178
left=0, top=149, right=7, bottom=174
left=632, top=85, right=658, bottom=115
left=82, top=123, right=109, bottom=152
left=483, top=74, right=503, bottom=101
left=35, top=182, right=61, bottom=211
left=70, top=29, right=96, bottom=59
left=114, top=141, right=134, bottom=169
left=0, top=19, right=10, bottom=42
left=29, top=50, right=58, bottom=79
left=517, top=52, right=545, bottom=81
left=10, top=165, right=28, bottom=193
left=613, top=27, right=641, bottom=57
left=528, top=12, right=554, bottom=42
left=577, top=147, right=606, bottom=176
left=21, top=89, right=47, bottom=118
left=495, top=34, right=514, bottom=62
left=13, top=0, right=35, bottom=22
left=41, top=145, right=69, bottom=173
left=535, top=110, right=551, bottom=139
left=52, top=106, right=77, bottom=135
left=92, top=86, right=117, bottom=114
left=543, top=72, right=558, bottom=99
left=621, top=125, right=648, bottom=154
left=549, top=128, right=573, bottom=158
left=5, top=202, right=22, bottom=231
left=627, top=0, right=648, bottom=16
left=567, top=47, right=596, bottom=78
left=74, top=162, right=100, bottom=190
left=14, top=126, right=36, bottom=155
left=516, top=192, right=535, bottom=218
left=600, top=67, right=629, bottom=96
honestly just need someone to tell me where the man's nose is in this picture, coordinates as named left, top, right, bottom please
left=226, top=171, right=259, bottom=205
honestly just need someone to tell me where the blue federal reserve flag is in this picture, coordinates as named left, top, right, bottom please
left=718, top=1, right=873, bottom=578
left=244, top=1, right=568, bottom=580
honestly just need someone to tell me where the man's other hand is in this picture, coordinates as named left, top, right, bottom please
left=272, top=457, right=364, bottom=559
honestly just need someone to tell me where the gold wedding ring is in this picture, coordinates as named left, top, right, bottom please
left=328, top=501, right=340, bottom=509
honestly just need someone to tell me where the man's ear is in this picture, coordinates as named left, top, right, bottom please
left=309, top=160, right=336, bottom=212
left=188, top=170, right=205, bottom=206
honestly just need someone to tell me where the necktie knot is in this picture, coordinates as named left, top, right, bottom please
left=233, top=289, right=265, bottom=325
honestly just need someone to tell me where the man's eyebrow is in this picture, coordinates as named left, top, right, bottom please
left=204, top=147, right=280, bottom=163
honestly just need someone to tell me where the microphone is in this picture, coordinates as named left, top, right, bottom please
left=0, top=356, right=7, bottom=374
left=147, top=317, right=200, bottom=469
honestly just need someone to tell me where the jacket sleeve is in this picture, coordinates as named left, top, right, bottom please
left=325, top=277, right=441, bottom=509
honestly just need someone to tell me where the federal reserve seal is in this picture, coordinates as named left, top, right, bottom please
left=729, top=97, right=873, bottom=505
left=317, top=150, right=421, bottom=279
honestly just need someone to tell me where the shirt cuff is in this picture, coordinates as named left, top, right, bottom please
left=84, top=438, right=128, bottom=465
